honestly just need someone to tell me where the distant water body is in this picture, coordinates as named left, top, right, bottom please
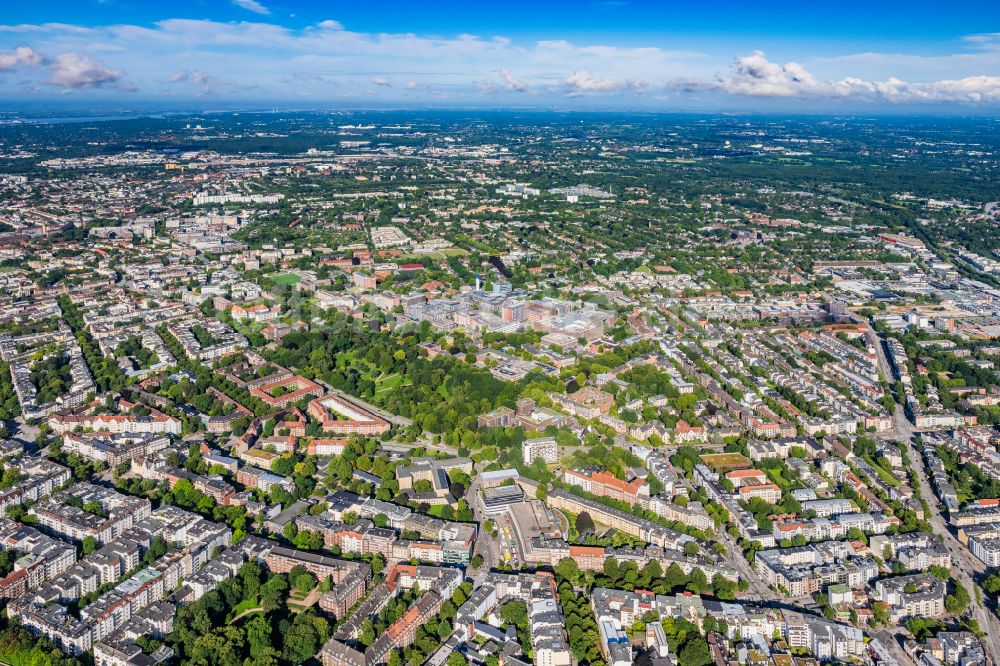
left=0, top=113, right=167, bottom=125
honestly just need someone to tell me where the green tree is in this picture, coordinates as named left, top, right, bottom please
left=260, top=575, right=288, bottom=612
left=712, top=575, right=736, bottom=601
left=871, top=601, right=890, bottom=626
left=253, top=645, right=282, bottom=666
left=246, top=614, right=272, bottom=658
left=500, top=600, right=528, bottom=628
left=294, top=572, right=316, bottom=595
left=946, top=581, right=971, bottom=615
left=678, top=636, right=713, bottom=666
left=928, top=565, right=951, bottom=581
left=555, top=557, right=581, bottom=586
left=282, top=613, right=322, bottom=664
left=686, top=568, right=709, bottom=594
left=983, top=572, right=1000, bottom=595
left=664, top=563, right=687, bottom=591
left=603, top=557, right=619, bottom=581
left=240, top=561, right=263, bottom=601
left=359, top=618, right=376, bottom=647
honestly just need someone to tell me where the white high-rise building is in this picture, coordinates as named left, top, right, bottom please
left=523, top=437, right=559, bottom=465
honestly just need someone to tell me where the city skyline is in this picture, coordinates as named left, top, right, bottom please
left=1, top=0, right=1000, bottom=112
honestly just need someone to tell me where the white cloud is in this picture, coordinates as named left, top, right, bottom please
left=696, top=50, right=1000, bottom=104
left=963, top=32, right=1000, bottom=49
left=0, top=23, right=94, bottom=34
left=167, top=68, right=252, bottom=96
left=231, top=0, right=270, bottom=16
left=0, top=18, right=706, bottom=94
left=0, top=18, right=999, bottom=106
left=564, top=70, right=645, bottom=94
left=0, top=45, right=43, bottom=71
left=499, top=68, right=525, bottom=92
left=47, top=52, right=130, bottom=89
left=857, top=75, right=1000, bottom=103
left=169, top=68, right=212, bottom=87
left=716, top=51, right=819, bottom=97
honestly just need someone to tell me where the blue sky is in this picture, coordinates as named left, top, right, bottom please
left=1, top=0, right=1000, bottom=110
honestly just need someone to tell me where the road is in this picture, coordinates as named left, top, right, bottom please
left=684, top=325, right=1000, bottom=662
left=870, top=327, right=1000, bottom=662
left=497, top=512, right=525, bottom=568
left=899, top=433, right=1000, bottom=662
left=867, top=330, right=916, bottom=442
left=717, top=527, right=771, bottom=602
left=466, top=474, right=499, bottom=573
left=671, top=457, right=773, bottom=601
